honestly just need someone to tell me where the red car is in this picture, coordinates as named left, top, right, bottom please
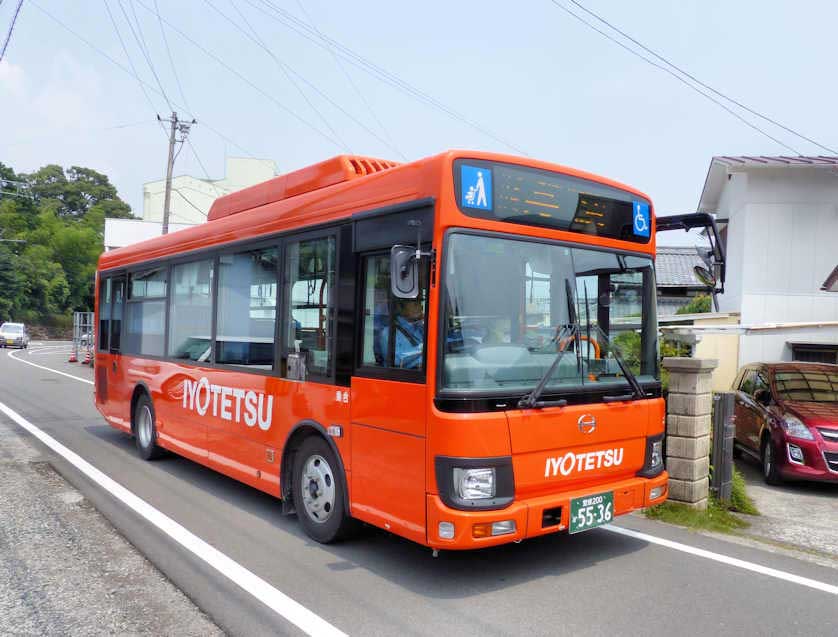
left=732, top=362, right=838, bottom=484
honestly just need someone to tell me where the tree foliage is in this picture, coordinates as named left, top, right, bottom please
left=0, top=162, right=133, bottom=323
left=676, top=294, right=712, bottom=315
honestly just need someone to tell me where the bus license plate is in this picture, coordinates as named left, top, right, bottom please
left=569, top=491, right=614, bottom=534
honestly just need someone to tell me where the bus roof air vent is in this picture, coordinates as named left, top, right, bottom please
left=207, top=155, right=400, bottom=221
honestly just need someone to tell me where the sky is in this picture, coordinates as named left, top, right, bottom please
left=2, top=0, right=837, bottom=246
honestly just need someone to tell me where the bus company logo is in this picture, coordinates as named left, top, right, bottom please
left=543, top=448, right=624, bottom=478
left=182, top=377, right=273, bottom=431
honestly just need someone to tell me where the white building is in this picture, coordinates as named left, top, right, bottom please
left=143, top=157, right=276, bottom=225
left=104, top=157, right=277, bottom=251
left=103, top=218, right=194, bottom=252
left=698, top=155, right=838, bottom=365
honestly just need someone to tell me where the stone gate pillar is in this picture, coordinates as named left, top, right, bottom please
left=661, top=357, right=718, bottom=510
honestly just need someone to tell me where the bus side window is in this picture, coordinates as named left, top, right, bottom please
left=360, top=253, right=428, bottom=372
left=215, top=247, right=278, bottom=369
left=98, top=277, right=125, bottom=353
left=98, top=278, right=111, bottom=352
left=110, top=278, right=124, bottom=352
left=284, top=236, right=335, bottom=378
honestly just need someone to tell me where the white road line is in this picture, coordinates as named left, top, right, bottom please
left=10, top=346, right=836, bottom=609
left=0, top=400, right=347, bottom=637
left=7, top=349, right=94, bottom=385
left=603, top=524, right=838, bottom=596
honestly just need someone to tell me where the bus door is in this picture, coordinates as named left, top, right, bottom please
left=348, top=208, right=433, bottom=544
left=96, top=274, right=129, bottom=431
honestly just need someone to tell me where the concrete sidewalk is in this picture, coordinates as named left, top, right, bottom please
left=0, top=416, right=222, bottom=636
left=734, top=457, right=838, bottom=563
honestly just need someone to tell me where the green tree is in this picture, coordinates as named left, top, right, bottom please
left=0, top=244, right=24, bottom=322
left=676, top=294, right=712, bottom=315
left=0, top=161, right=133, bottom=323
left=26, top=164, right=132, bottom=219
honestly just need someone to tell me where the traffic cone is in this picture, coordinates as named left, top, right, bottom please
left=82, top=349, right=91, bottom=365
left=68, top=349, right=78, bottom=363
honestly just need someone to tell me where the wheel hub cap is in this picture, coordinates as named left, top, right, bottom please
left=301, top=454, right=335, bottom=524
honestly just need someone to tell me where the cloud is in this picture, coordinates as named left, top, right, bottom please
left=0, top=59, right=25, bottom=98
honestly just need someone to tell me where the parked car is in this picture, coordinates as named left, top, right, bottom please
left=732, top=362, right=838, bottom=484
left=0, top=322, right=30, bottom=349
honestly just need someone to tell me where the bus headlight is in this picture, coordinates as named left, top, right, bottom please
left=453, top=467, right=496, bottom=500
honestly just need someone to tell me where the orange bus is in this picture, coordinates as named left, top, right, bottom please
left=94, top=151, right=723, bottom=549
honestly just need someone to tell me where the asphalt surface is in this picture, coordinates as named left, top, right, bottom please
left=2, top=343, right=838, bottom=636
left=736, top=456, right=838, bottom=561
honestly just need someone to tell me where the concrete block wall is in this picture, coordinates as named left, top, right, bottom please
left=662, top=357, right=718, bottom=510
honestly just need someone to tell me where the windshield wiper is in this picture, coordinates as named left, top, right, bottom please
left=517, top=324, right=575, bottom=409
left=591, top=324, right=645, bottom=401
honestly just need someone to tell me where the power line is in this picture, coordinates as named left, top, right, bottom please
left=228, top=0, right=407, bottom=159
left=117, top=0, right=173, bottom=112
left=548, top=0, right=802, bottom=155
left=102, top=0, right=168, bottom=137
left=153, top=0, right=192, bottom=116
left=185, top=138, right=225, bottom=195
left=212, top=0, right=351, bottom=153
left=293, top=0, right=405, bottom=160
left=30, top=1, right=256, bottom=157
left=568, top=0, right=837, bottom=155
left=0, top=0, right=25, bottom=62
left=246, top=0, right=529, bottom=156
left=132, top=0, right=345, bottom=151
left=172, top=188, right=207, bottom=217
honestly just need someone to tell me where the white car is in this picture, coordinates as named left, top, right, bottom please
left=0, top=322, right=30, bottom=349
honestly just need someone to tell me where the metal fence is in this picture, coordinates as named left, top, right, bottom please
left=70, top=311, right=94, bottom=365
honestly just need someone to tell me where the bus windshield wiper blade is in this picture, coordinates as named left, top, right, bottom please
left=518, top=324, right=576, bottom=409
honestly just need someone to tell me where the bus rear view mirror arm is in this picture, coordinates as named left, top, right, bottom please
left=656, top=211, right=726, bottom=296
left=391, top=220, right=433, bottom=299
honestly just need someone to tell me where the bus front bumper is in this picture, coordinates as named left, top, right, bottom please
left=426, top=472, right=668, bottom=549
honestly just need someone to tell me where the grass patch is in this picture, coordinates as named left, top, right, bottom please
left=645, top=467, right=759, bottom=533
left=730, top=467, right=760, bottom=515
left=645, top=498, right=750, bottom=533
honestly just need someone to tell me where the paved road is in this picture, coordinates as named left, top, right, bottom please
left=736, top=456, right=838, bottom=560
left=2, top=344, right=838, bottom=636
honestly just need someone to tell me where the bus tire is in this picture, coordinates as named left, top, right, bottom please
left=292, top=436, right=355, bottom=543
left=134, top=393, right=164, bottom=461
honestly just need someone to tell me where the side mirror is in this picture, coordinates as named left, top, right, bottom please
left=693, top=265, right=716, bottom=288
left=754, top=388, right=771, bottom=406
left=391, top=245, right=419, bottom=299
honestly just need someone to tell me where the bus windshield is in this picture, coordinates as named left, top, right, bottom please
left=441, top=233, right=659, bottom=395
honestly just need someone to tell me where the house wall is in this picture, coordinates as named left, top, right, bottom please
left=142, top=157, right=276, bottom=225
left=692, top=314, right=740, bottom=391
left=714, top=166, right=838, bottom=365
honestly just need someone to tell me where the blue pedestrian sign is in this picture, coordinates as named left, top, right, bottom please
left=461, top=165, right=492, bottom=211
left=632, top=201, right=650, bottom=237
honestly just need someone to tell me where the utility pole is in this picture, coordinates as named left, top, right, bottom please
left=158, top=112, right=195, bottom=235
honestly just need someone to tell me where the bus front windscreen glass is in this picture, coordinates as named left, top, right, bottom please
left=454, top=159, right=652, bottom=243
left=441, top=233, right=659, bottom=395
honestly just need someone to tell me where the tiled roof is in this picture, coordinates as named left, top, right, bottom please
left=655, top=246, right=706, bottom=288
left=714, top=155, right=838, bottom=167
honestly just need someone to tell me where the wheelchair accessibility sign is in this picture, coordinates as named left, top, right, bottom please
left=461, top=165, right=492, bottom=211
left=632, top=201, right=650, bottom=237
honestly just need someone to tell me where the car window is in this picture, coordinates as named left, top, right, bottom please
left=739, top=369, right=756, bottom=395
left=753, top=370, right=769, bottom=397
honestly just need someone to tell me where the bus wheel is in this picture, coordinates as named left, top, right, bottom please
left=134, top=394, right=164, bottom=461
left=292, top=436, right=354, bottom=543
